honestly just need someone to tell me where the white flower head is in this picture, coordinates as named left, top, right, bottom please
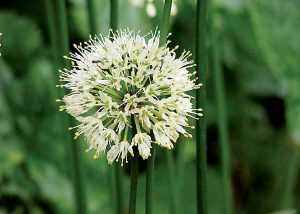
left=58, top=29, right=202, bottom=165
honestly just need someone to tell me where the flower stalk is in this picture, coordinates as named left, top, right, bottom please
left=129, top=117, right=139, bottom=214
left=110, top=0, right=118, bottom=32
left=87, top=0, right=100, bottom=35
left=210, top=1, right=233, bottom=213
left=146, top=146, right=155, bottom=214
left=195, top=0, right=208, bottom=213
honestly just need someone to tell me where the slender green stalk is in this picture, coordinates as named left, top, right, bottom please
left=211, top=3, right=233, bottom=213
left=166, top=152, right=179, bottom=213
left=282, top=145, right=300, bottom=208
left=55, top=0, right=70, bottom=60
left=44, top=0, right=60, bottom=72
left=195, top=0, right=208, bottom=213
left=176, top=140, right=185, bottom=213
left=129, top=147, right=139, bottom=214
left=110, top=0, right=118, bottom=31
left=115, top=164, right=124, bottom=214
left=159, top=0, right=172, bottom=45
left=146, top=146, right=155, bottom=214
left=54, top=1, right=87, bottom=213
left=87, top=0, right=100, bottom=35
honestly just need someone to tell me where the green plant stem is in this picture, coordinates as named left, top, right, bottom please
left=110, top=0, right=118, bottom=31
left=87, top=0, right=100, bottom=35
left=282, top=145, right=300, bottom=208
left=55, top=0, right=70, bottom=60
left=211, top=3, right=233, bottom=213
left=159, top=0, right=172, bottom=45
left=176, top=140, right=185, bottom=213
left=115, top=164, right=124, bottom=214
left=44, top=0, right=60, bottom=73
left=146, top=146, right=155, bottom=214
left=195, top=0, right=208, bottom=213
left=54, top=1, right=87, bottom=213
left=166, top=152, right=179, bottom=214
left=129, top=147, right=139, bottom=214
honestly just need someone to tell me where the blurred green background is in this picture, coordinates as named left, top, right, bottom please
left=0, top=0, right=299, bottom=213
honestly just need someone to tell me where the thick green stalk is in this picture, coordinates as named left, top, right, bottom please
left=115, top=164, right=124, bottom=214
left=146, top=146, right=155, bottom=214
left=54, top=1, right=87, bottom=213
left=282, top=144, right=300, bottom=208
left=110, top=0, right=118, bottom=31
left=195, top=0, right=208, bottom=213
left=159, top=0, right=172, bottom=45
left=129, top=147, right=139, bottom=214
left=87, top=0, right=100, bottom=35
left=211, top=3, right=233, bottom=213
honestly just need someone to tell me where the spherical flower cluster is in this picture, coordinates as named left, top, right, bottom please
left=57, top=29, right=202, bottom=165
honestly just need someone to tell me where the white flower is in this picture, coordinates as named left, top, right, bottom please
left=132, top=133, right=152, bottom=159
left=58, top=29, right=201, bottom=164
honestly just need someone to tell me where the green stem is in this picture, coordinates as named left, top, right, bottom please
left=44, top=0, right=60, bottom=73
left=54, top=1, right=87, bottom=213
left=108, top=167, right=116, bottom=213
left=55, top=0, right=70, bottom=61
left=146, top=146, right=155, bottom=214
left=159, top=0, right=172, bottom=45
left=166, top=152, right=179, bottom=214
left=282, top=145, right=300, bottom=208
left=115, top=164, right=124, bottom=214
left=129, top=147, right=139, bottom=214
left=176, top=140, right=185, bottom=213
left=110, top=0, right=118, bottom=31
left=87, top=0, right=100, bottom=35
left=195, top=0, right=208, bottom=213
left=211, top=2, right=233, bottom=213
